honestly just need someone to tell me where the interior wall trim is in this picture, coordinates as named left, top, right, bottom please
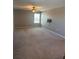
left=44, top=27, right=65, bottom=39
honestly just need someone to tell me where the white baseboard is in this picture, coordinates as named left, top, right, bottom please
left=14, top=25, right=41, bottom=29
left=52, top=31, right=65, bottom=39
left=43, top=27, right=65, bottom=39
left=14, top=26, right=33, bottom=29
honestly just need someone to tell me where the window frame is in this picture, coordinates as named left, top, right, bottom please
left=34, top=12, right=41, bottom=24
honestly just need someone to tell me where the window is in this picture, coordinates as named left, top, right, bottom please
left=34, top=13, right=40, bottom=23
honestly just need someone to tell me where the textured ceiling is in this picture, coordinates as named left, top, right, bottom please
left=14, top=0, right=65, bottom=11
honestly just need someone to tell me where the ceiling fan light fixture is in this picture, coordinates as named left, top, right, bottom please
left=32, top=9, right=35, bottom=12
left=32, top=6, right=36, bottom=12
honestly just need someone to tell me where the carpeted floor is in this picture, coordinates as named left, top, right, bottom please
left=13, top=27, right=65, bottom=59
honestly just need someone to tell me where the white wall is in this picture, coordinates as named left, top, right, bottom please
left=41, top=7, right=65, bottom=36
left=14, top=9, right=40, bottom=28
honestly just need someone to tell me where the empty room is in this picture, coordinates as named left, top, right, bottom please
left=13, top=0, right=65, bottom=59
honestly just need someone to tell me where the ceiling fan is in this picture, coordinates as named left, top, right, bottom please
left=25, top=5, right=42, bottom=12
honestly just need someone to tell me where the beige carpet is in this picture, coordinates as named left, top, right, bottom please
left=13, top=27, right=65, bottom=59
